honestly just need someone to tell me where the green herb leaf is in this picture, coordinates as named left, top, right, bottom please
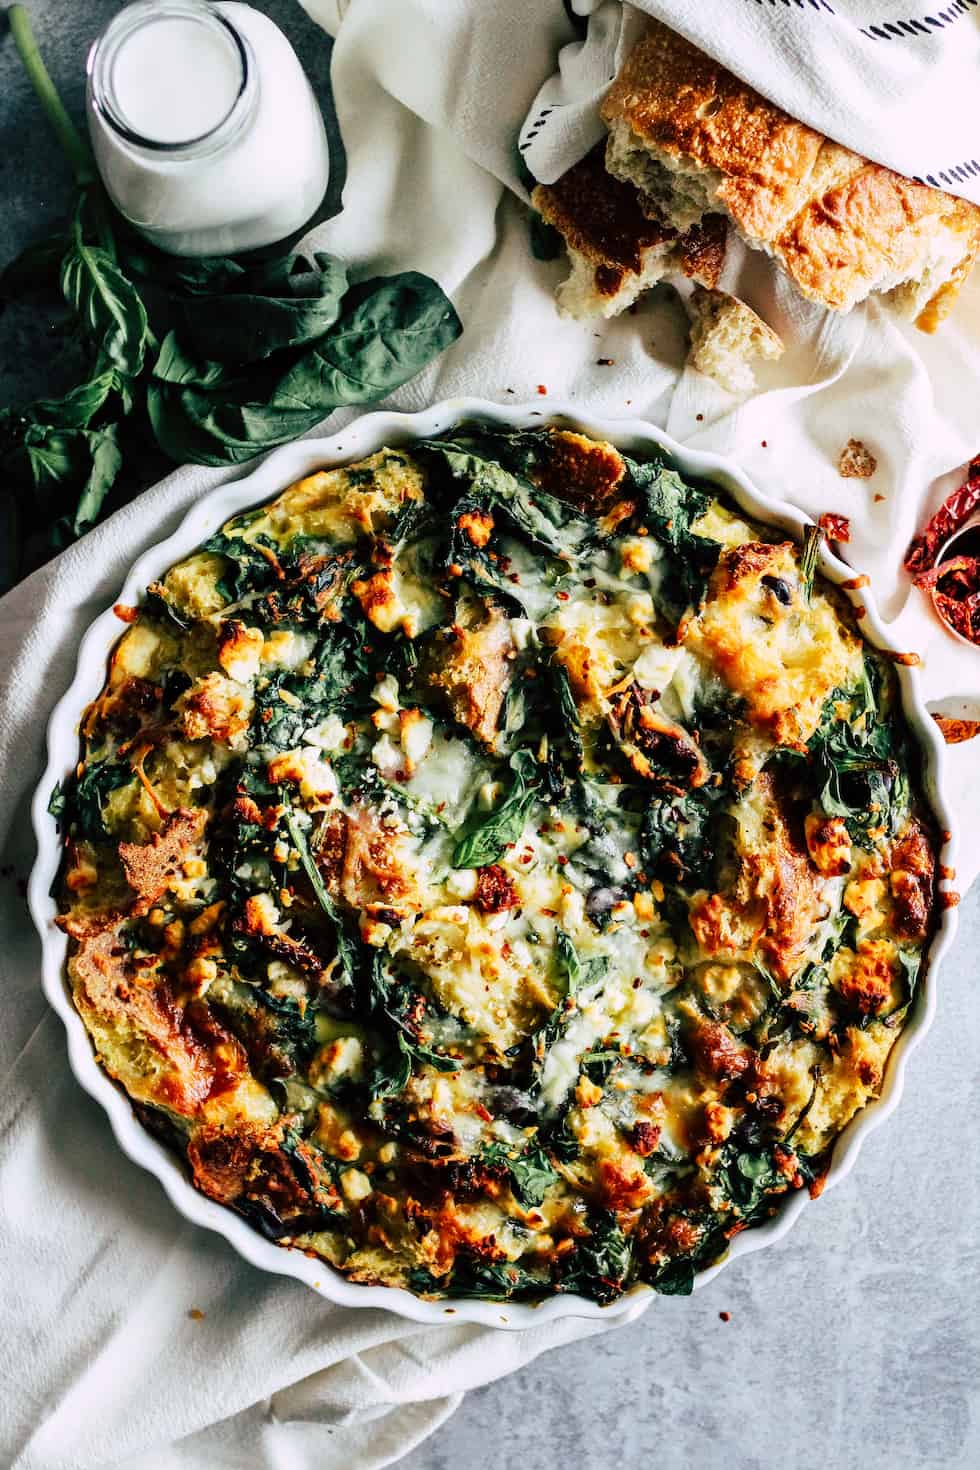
left=31, top=370, right=118, bottom=430
left=799, top=523, right=822, bottom=603
left=149, top=272, right=462, bottom=467
left=60, top=209, right=149, bottom=377
left=283, top=807, right=359, bottom=988
left=452, top=748, right=541, bottom=868
left=72, top=424, right=122, bottom=534
left=555, top=928, right=608, bottom=997
left=65, top=756, right=134, bottom=839
left=177, top=251, right=349, bottom=362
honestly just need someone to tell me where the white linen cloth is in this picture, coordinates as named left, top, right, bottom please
left=2, top=1, right=979, bottom=1465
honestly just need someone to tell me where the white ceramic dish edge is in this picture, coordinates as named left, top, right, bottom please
left=28, top=398, right=960, bottom=1332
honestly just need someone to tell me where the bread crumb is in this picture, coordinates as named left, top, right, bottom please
left=838, top=439, right=877, bottom=479
left=685, top=288, right=783, bottom=394
left=188, top=1308, right=205, bottom=1321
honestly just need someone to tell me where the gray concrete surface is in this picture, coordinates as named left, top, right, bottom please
left=1, top=7, right=978, bottom=1470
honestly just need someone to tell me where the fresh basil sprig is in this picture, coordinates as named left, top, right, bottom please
left=0, top=6, right=463, bottom=588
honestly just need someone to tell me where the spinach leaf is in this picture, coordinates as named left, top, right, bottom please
left=807, top=660, right=911, bottom=844
left=202, top=529, right=281, bottom=603
left=66, top=756, right=135, bottom=839
left=47, top=781, right=67, bottom=824
left=365, top=951, right=460, bottom=1079
left=559, top=1212, right=633, bottom=1305
left=254, top=625, right=372, bottom=750
left=283, top=808, right=360, bottom=989
left=208, top=975, right=318, bottom=1079
left=482, top=1140, right=559, bottom=1208
left=650, top=1259, right=696, bottom=1296
left=452, top=748, right=541, bottom=867
left=716, top=1142, right=786, bottom=1220
left=421, top=1259, right=546, bottom=1302
left=624, top=453, right=721, bottom=624
left=419, top=438, right=596, bottom=558
left=640, top=790, right=716, bottom=888
left=177, top=252, right=349, bottom=362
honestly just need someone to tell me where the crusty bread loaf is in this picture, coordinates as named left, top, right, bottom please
left=686, top=287, right=784, bottom=394
left=600, top=20, right=980, bottom=329
left=532, top=144, right=727, bottom=318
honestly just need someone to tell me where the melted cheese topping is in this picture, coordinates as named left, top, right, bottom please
left=56, top=428, right=937, bottom=1306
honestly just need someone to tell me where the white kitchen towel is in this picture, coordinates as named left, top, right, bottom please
left=2, top=1, right=980, bottom=1467
left=520, top=0, right=980, bottom=204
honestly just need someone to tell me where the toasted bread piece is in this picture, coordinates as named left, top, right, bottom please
left=601, top=20, right=980, bottom=328
left=686, top=287, right=784, bottom=393
left=532, top=144, right=726, bottom=318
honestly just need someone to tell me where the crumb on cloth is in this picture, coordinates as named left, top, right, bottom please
left=838, top=439, right=877, bottom=479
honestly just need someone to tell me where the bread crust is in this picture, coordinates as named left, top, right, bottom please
left=601, top=19, right=980, bottom=317
left=532, top=144, right=726, bottom=309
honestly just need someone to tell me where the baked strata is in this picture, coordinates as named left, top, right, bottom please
left=52, top=424, right=938, bottom=1303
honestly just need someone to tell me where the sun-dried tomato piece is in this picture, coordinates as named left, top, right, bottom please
left=914, top=555, right=980, bottom=644
left=905, top=457, right=980, bottom=576
left=818, top=512, right=851, bottom=543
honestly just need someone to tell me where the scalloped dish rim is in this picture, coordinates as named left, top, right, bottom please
left=27, top=398, right=960, bottom=1331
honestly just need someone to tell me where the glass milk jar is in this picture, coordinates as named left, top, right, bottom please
left=86, top=0, right=330, bottom=256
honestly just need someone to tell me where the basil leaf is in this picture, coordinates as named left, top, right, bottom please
left=32, top=370, right=117, bottom=429
left=60, top=213, right=148, bottom=377
left=178, top=252, right=349, bottom=362
left=149, top=272, right=462, bottom=467
left=555, top=929, right=607, bottom=996
left=72, top=424, right=122, bottom=534
left=452, top=748, right=541, bottom=868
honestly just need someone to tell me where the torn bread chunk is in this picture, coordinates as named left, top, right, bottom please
left=686, top=287, right=784, bottom=394
left=601, top=20, right=980, bottom=330
left=532, top=144, right=726, bottom=319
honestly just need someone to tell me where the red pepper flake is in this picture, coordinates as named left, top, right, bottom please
left=818, top=512, right=851, bottom=544
left=760, top=440, right=768, bottom=448
left=555, top=589, right=570, bottom=601
left=874, top=494, right=886, bottom=503
left=696, top=413, right=704, bottom=422
left=113, top=603, right=139, bottom=623
left=906, top=456, right=980, bottom=577
left=556, top=855, right=568, bottom=866
left=719, top=1311, right=731, bottom=1323
left=537, top=384, right=547, bottom=395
